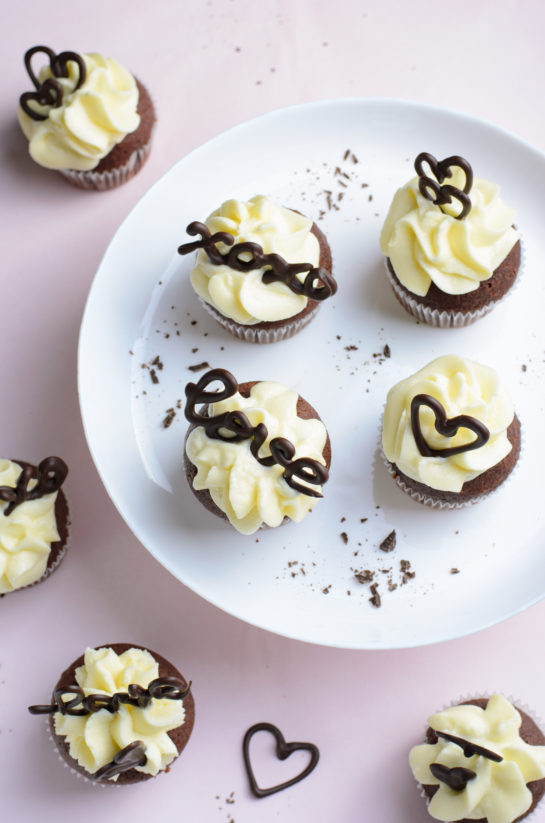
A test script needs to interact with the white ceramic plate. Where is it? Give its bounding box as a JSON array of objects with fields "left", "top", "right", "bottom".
[{"left": 79, "top": 98, "right": 545, "bottom": 649}]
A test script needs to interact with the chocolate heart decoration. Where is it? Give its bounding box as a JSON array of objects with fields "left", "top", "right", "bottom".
[
  {"left": 242, "top": 722, "right": 319, "bottom": 798},
  {"left": 414, "top": 152, "right": 473, "bottom": 220},
  {"left": 20, "top": 45, "right": 86, "bottom": 121},
  {"left": 410, "top": 394, "right": 489, "bottom": 458}
]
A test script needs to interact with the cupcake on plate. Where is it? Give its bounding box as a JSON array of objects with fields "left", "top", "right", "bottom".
[
  {"left": 18, "top": 46, "right": 155, "bottom": 190},
  {"left": 184, "top": 368, "right": 331, "bottom": 534},
  {"left": 178, "top": 195, "right": 336, "bottom": 343},
  {"left": 382, "top": 355, "right": 520, "bottom": 508},
  {"left": 409, "top": 694, "right": 545, "bottom": 823},
  {"left": 28, "top": 643, "right": 195, "bottom": 784},
  {"left": 0, "top": 456, "right": 69, "bottom": 594},
  {"left": 380, "top": 152, "right": 521, "bottom": 327}
]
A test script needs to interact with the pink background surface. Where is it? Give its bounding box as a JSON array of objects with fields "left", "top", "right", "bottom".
[{"left": 3, "top": 1, "right": 545, "bottom": 820}]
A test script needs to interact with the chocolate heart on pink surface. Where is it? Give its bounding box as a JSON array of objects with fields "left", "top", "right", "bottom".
[{"left": 242, "top": 722, "right": 319, "bottom": 798}]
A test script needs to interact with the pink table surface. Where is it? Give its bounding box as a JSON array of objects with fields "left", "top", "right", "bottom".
[{"left": 4, "top": 1, "right": 545, "bottom": 820}]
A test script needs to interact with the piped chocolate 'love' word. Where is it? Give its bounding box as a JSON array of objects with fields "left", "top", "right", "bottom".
[
  {"left": 242, "top": 722, "right": 320, "bottom": 798},
  {"left": 178, "top": 221, "right": 337, "bottom": 301},
  {"left": 429, "top": 762, "right": 477, "bottom": 791},
  {"left": 414, "top": 152, "right": 473, "bottom": 220},
  {"left": 431, "top": 730, "right": 503, "bottom": 763},
  {"left": 410, "top": 394, "right": 489, "bottom": 458},
  {"left": 185, "top": 369, "right": 328, "bottom": 498},
  {"left": 0, "top": 457, "right": 68, "bottom": 516},
  {"left": 20, "top": 46, "right": 86, "bottom": 121}
]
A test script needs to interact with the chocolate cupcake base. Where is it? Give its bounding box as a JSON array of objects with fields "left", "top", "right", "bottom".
[
  {"left": 385, "top": 240, "right": 521, "bottom": 328},
  {"left": 50, "top": 643, "right": 195, "bottom": 785},
  {"left": 385, "top": 416, "right": 521, "bottom": 508},
  {"left": 59, "top": 79, "right": 155, "bottom": 191}
]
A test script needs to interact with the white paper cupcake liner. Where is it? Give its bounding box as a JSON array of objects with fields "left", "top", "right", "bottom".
[
  {"left": 384, "top": 237, "right": 525, "bottom": 328},
  {"left": 59, "top": 142, "right": 152, "bottom": 191},
  {"left": 198, "top": 298, "right": 320, "bottom": 344}
]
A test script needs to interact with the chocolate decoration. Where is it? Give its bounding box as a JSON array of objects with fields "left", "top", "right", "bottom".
[
  {"left": 20, "top": 46, "right": 86, "bottom": 121},
  {"left": 178, "top": 221, "right": 337, "bottom": 301},
  {"left": 414, "top": 152, "right": 473, "bottom": 220},
  {"left": 410, "top": 394, "right": 490, "bottom": 458},
  {"left": 92, "top": 741, "right": 147, "bottom": 781},
  {"left": 242, "top": 722, "right": 320, "bottom": 798},
  {"left": 431, "top": 730, "right": 503, "bottom": 762},
  {"left": 429, "top": 762, "right": 477, "bottom": 791},
  {"left": 185, "top": 369, "right": 328, "bottom": 498},
  {"left": 28, "top": 676, "right": 192, "bottom": 717},
  {"left": 0, "top": 456, "right": 68, "bottom": 516}
]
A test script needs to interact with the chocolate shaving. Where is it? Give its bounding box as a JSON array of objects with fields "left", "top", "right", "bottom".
[
  {"left": 188, "top": 361, "right": 210, "bottom": 373},
  {"left": 92, "top": 741, "right": 147, "bottom": 781},
  {"left": 379, "top": 530, "right": 396, "bottom": 553},
  {"left": 20, "top": 46, "right": 86, "bottom": 121},
  {"left": 0, "top": 457, "right": 68, "bottom": 516},
  {"left": 414, "top": 152, "right": 473, "bottom": 220},
  {"left": 28, "top": 676, "right": 191, "bottom": 717},
  {"left": 178, "top": 221, "right": 337, "bottom": 301},
  {"left": 185, "top": 369, "right": 328, "bottom": 498},
  {"left": 429, "top": 762, "right": 477, "bottom": 791},
  {"left": 432, "top": 730, "right": 503, "bottom": 762},
  {"left": 411, "top": 394, "right": 489, "bottom": 458}
]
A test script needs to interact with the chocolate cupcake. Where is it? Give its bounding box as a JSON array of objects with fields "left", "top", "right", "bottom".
[
  {"left": 0, "top": 457, "right": 69, "bottom": 594},
  {"left": 178, "top": 195, "right": 336, "bottom": 343},
  {"left": 29, "top": 643, "right": 195, "bottom": 784},
  {"left": 409, "top": 694, "right": 545, "bottom": 823},
  {"left": 382, "top": 355, "right": 520, "bottom": 508},
  {"left": 380, "top": 153, "right": 521, "bottom": 327},
  {"left": 18, "top": 46, "right": 155, "bottom": 190},
  {"left": 184, "top": 368, "right": 331, "bottom": 534}
]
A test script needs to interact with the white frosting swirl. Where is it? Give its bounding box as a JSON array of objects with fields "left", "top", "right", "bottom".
[
  {"left": 409, "top": 695, "right": 545, "bottom": 823},
  {"left": 54, "top": 647, "right": 186, "bottom": 780},
  {"left": 189, "top": 195, "right": 320, "bottom": 324},
  {"left": 0, "top": 459, "right": 60, "bottom": 593},
  {"left": 18, "top": 53, "right": 140, "bottom": 171},
  {"left": 382, "top": 356, "right": 514, "bottom": 492},
  {"left": 380, "top": 170, "right": 518, "bottom": 296},
  {"left": 186, "top": 381, "right": 327, "bottom": 534}
]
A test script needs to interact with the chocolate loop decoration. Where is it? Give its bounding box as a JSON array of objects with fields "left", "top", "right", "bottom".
[
  {"left": 414, "top": 152, "right": 473, "bottom": 220},
  {"left": 185, "top": 369, "right": 328, "bottom": 497},
  {"left": 92, "top": 741, "right": 147, "bottom": 781},
  {"left": 178, "top": 221, "right": 337, "bottom": 301},
  {"left": 28, "top": 677, "right": 192, "bottom": 717},
  {"left": 410, "top": 394, "right": 489, "bottom": 459},
  {"left": 429, "top": 762, "right": 477, "bottom": 791},
  {"left": 0, "top": 456, "right": 68, "bottom": 516},
  {"left": 20, "top": 46, "right": 87, "bottom": 121},
  {"left": 432, "top": 730, "right": 503, "bottom": 763}
]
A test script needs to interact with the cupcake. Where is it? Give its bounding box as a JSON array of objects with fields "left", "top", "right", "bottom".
[
  {"left": 28, "top": 643, "right": 195, "bottom": 784},
  {"left": 382, "top": 355, "right": 520, "bottom": 508},
  {"left": 0, "top": 456, "right": 69, "bottom": 594},
  {"left": 18, "top": 46, "right": 155, "bottom": 190},
  {"left": 380, "top": 152, "right": 521, "bottom": 327},
  {"left": 177, "top": 195, "right": 336, "bottom": 343},
  {"left": 184, "top": 368, "right": 331, "bottom": 534},
  {"left": 409, "top": 694, "right": 545, "bottom": 823}
]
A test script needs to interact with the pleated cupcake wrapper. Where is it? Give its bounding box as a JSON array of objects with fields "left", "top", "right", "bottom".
[
  {"left": 381, "top": 417, "right": 523, "bottom": 509},
  {"left": 199, "top": 298, "right": 320, "bottom": 344},
  {"left": 384, "top": 236, "right": 525, "bottom": 328},
  {"left": 59, "top": 141, "right": 152, "bottom": 192},
  {"left": 414, "top": 691, "right": 544, "bottom": 823}
]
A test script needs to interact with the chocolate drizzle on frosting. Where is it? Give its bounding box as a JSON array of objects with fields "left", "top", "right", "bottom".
[
  {"left": 414, "top": 152, "right": 473, "bottom": 220},
  {"left": 410, "top": 394, "right": 490, "bottom": 458},
  {"left": 243, "top": 722, "right": 320, "bottom": 798},
  {"left": 0, "top": 457, "right": 68, "bottom": 516},
  {"left": 20, "top": 46, "right": 86, "bottom": 121},
  {"left": 178, "top": 221, "right": 337, "bottom": 301},
  {"left": 185, "top": 369, "right": 328, "bottom": 498},
  {"left": 28, "top": 676, "right": 192, "bottom": 717},
  {"left": 431, "top": 730, "right": 503, "bottom": 763},
  {"left": 429, "top": 762, "right": 477, "bottom": 791},
  {"left": 92, "top": 741, "right": 148, "bottom": 781}
]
